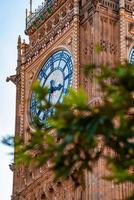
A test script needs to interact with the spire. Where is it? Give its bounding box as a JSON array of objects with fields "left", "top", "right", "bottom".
[
  {"left": 18, "top": 35, "right": 21, "bottom": 45},
  {"left": 17, "top": 35, "right": 22, "bottom": 67},
  {"left": 30, "top": 0, "right": 32, "bottom": 15}
]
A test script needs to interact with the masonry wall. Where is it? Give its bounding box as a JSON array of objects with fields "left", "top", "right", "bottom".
[{"left": 12, "top": 0, "right": 134, "bottom": 199}]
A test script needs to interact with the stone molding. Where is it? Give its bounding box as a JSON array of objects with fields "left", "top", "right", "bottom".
[
  {"left": 24, "top": 1, "right": 74, "bottom": 64},
  {"left": 26, "top": 0, "right": 67, "bottom": 34}
]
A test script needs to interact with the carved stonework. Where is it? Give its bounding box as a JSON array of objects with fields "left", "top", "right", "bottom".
[
  {"left": 11, "top": 0, "right": 134, "bottom": 200},
  {"left": 6, "top": 75, "right": 17, "bottom": 85},
  {"left": 129, "top": 22, "right": 134, "bottom": 36},
  {"left": 28, "top": 71, "right": 35, "bottom": 84}
]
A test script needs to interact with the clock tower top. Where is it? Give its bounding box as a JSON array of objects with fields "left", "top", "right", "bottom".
[
  {"left": 25, "top": 0, "right": 57, "bottom": 34},
  {"left": 25, "top": 0, "right": 77, "bottom": 36}
]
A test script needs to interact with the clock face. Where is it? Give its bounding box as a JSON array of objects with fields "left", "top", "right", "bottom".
[
  {"left": 30, "top": 50, "right": 73, "bottom": 123},
  {"left": 129, "top": 47, "right": 134, "bottom": 64}
]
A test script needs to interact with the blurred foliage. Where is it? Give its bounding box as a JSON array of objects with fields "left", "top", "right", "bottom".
[{"left": 3, "top": 62, "right": 134, "bottom": 199}]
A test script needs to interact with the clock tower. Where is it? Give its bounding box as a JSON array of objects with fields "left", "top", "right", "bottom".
[{"left": 9, "top": 0, "right": 134, "bottom": 199}]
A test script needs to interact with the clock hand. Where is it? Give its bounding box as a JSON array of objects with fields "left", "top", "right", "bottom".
[
  {"left": 52, "top": 83, "right": 63, "bottom": 92},
  {"left": 48, "top": 92, "right": 52, "bottom": 103},
  {"left": 49, "top": 79, "right": 63, "bottom": 92},
  {"left": 49, "top": 80, "right": 55, "bottom": 93},
  {"left": 48, "top": 80, "right": 55, "bottom": 103}
]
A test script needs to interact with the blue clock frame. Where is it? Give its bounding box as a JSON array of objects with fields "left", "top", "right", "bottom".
[
  {"left": 129, "top": 47, "right": 134, "bottom": 64},
  {"left": 30, "top": 50, "right": 73, "bottom": 123}
]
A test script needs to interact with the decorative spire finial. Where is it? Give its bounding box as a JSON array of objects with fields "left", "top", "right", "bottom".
[
  {"left": 17, "top": 35, "right": 22, "bottom": 67},
  {"left": 18, "top": 35, "right": 21, "bottom": 45},
  {"left": 30, "top": 0, "right": 32, "bottom": 14}
]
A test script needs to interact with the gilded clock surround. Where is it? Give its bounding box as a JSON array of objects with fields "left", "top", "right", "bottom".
[{"left": 7, "top": 0, "right": 134, "bottom": 200}]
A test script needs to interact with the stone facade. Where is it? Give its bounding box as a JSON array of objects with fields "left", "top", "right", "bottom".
[{"left": 10, "top": 0, "right": 134, "bottom": 199}]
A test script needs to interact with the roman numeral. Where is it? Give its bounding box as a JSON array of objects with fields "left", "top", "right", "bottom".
[{"left": 64, "top": 72, "right": 72, "bottom": 81}]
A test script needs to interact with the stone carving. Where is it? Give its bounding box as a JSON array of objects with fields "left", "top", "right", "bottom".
[
  {"left": 24, "top": 2, "right": 74, "bottom": 64},
  {"left": 6, "top": 75, "right": 17, "bottom": 85},
  {"left": 129, "top": 22, "right": 134, "bottom": 36}
]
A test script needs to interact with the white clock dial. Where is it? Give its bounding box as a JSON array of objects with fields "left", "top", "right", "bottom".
[{"left": 30, "top": 50, "right": 73, "bottom": 123}]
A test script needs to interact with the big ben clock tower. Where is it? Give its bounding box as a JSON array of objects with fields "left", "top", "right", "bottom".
[{"left": 8, "top": 0, "right": 134, "bottom": 199}]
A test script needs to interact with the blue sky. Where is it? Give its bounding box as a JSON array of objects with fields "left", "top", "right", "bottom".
[{"left": 0, "top": 1, "right": 42, "bottom": 199}]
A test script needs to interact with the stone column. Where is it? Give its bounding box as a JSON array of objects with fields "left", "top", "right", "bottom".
[{"left": 73, "top": 0, "right": 80, "bottom": 90}]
